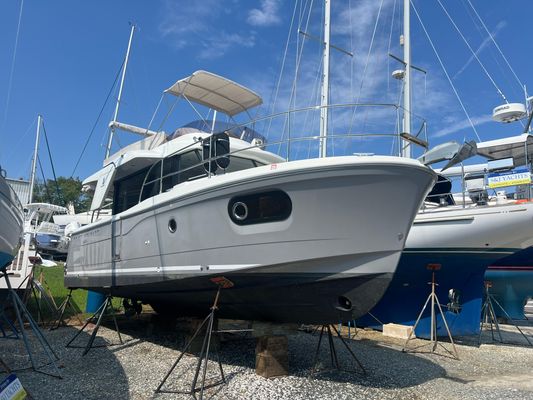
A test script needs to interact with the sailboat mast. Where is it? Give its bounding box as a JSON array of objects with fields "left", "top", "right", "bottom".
[
  {"left": 402, "top": 0, "right": 412, "bottom": 158},
  {"left": 105, "top": 24, "right": 136, "bottom": 159},
  {"left": 319, "top": 0, "right": 331, "bottom": 158},
  {"left": 28, "top": 114, "right": 41, "bottom": 203}
]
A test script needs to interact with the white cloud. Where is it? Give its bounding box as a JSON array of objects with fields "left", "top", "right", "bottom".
[
  {"left": 453, "top": 20, "right": 507, "bottom": 79},
  {"left": 158, "top": 0, "right": 256, "bottom": 59},
  {"left": 247, "top": 0, "right": 281, "bottom": 27},
  {"left": 433, "top": 114, "right": 492, "bottom": 138}
]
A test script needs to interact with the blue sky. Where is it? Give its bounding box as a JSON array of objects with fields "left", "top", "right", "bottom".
[{"left": 1, "top": 0, "right": 532, "bottom": 182}]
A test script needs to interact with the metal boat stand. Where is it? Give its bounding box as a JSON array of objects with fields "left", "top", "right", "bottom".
[
  {"left": 0, "top": 267, "right": 62, "bottom": 378},
  {"left": 156, "top": 286, "right": 226, "bottom": 399},
  {"left": 50, "top": 289, "right": 83, "bottom": 331},
  {"left": 478, "top": 281, "right": 532, "bottom": 346},
  {"left": 402, "top": 264, "right": 459, "bottom": 360},
  {"left": 25, "top": 274, "right": 60, "bottom": 327},
  {"left": 66, "top": 293, "right": 123, "bottom": 356},
  {"left": 311, "top": 324, "right": 366, "bottom": 375}
]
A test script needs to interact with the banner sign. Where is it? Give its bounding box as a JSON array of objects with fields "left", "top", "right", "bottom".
[
  {"left": 0, "top": 374, "right": 26, "bottom": 400},
  {"left": 488, "top": 167, "right": 531, "bottom": 189}
]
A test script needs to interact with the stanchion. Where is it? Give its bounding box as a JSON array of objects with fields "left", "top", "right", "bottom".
[
  {"left": 311, "top": 324, "right": 366, "bottom": 375},
  {"left": 0, "top": 266, "right": 62, "bottom": 377},
  {"left": 478, "top": 281, "right": 532, "bottom": 346},
  {"left": 402, "top": 263, "right": 459, "bottom": 359},
  {"left": 156, "top": 277, "right": 234, "bottom": 399},
  {"left": 66, "top": 293, "right": 123, "bottom": 355}
]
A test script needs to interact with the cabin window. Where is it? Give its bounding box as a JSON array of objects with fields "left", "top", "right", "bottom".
[
  {"left": 219, "top": 156, "right": 261, "bottom": 173},
  {"left": 140, "top": 161, "right": 162, "bottom": 202},
  {"left": 228, "top": 190, "right": 292, "bottom": 225},
  {"left": 113, "top": 167, "right": 149, "bottom": 214},
  {"left": 161, "top": 150, "right": 205, "bottom": 192}
]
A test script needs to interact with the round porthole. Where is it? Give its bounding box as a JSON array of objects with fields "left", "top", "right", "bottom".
[
  {"left": 168, "top": 218, "right": 177, "bottom": 233},
  {"left": 232, "top": 202, "right": 248, "bottom": 221}
]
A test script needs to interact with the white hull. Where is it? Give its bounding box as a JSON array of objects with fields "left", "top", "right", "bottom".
[
  {"left": 0, "top": 176, "right": 23, "bottom": 266},
  {"left": 66, "top": 156, "right": 435, "bottom": 323}
]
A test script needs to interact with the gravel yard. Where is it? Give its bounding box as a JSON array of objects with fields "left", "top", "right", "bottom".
[{"left": 2, "top": 315, "right": 533, "bottom": 400}]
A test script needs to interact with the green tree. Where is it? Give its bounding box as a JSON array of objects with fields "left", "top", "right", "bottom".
[{"left": 33, "top": 177, "right": 91, "bottom": 212}]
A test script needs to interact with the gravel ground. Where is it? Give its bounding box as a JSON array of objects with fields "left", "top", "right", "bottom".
[{"left": 1, "top": 314, "right": 533, "bottom": 400}]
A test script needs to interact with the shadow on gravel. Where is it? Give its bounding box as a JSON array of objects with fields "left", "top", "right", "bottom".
[
  {"left": 104, "top": 313, "right": 450, "bottom": 391},
  {"left": 0, "top": 325, "right": 131, "bottom": 400}
]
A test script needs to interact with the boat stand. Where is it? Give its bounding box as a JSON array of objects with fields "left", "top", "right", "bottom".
[
  {"left": 66, "top": 294, "right": 123, "bottom": 356},
  {"left": 478, "top": 281, "right": 532, "bottom": 346},
  {"left": 402, "top": 264, "right": 459, "bottom": 360},
  {"left": 311, "top": 324, "right": 366, "bottom": 375},
  {"left": 26, "top": 274, "right": 60, "bottom": 327},
  {"left": 50, "top": 289, "right": 83, "bottom": 330},
  {"left": 0, "top": 267, "right": 62, "bottom": 378},
  {"left": 156, "top": 286, "right": 226, "bottom": 399}
]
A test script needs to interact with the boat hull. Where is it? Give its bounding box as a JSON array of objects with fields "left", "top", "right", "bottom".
[
  {"left": 357, "top": 202, "right": 533, "bottom": 337},
  {"left": 66, "top": 156, "right": 435, "bottom": 324},
  {"left": 0, "top": 176, "right": 23, "bottom": 268}
]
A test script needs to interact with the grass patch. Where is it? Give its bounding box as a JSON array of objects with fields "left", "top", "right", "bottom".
[{"left": 27, "top": 264, "right": 122, "bottom": 321}]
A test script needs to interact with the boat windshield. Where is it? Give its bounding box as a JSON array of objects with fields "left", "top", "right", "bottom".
[{"left": 112, "top": 149, "right": 264, "bottom": 215}]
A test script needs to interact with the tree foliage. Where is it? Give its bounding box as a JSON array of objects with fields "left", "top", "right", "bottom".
[{"left": 33, "top": 176, "right": 91, "bottom": 213}]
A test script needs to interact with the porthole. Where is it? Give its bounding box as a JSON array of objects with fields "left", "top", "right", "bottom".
[
  {"left": 232, "top": 202, "right": 248, "bottom": 221},
  {"left": 168, "top": 218, "right": 177, "bottom": 233},
  {"left": 228, "top": 190, "right": 292, "bottom": 225}
]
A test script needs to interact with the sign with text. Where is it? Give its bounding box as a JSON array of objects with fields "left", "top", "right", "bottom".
[
  {"left": 0, "top": 374, "right": 26, "bottom": 400},
  {"left": 488, "top": 167, "right": 531, "bottom": 189}
]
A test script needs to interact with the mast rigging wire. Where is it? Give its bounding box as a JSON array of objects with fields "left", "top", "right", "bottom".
[
  {"left": 1, "top": 0, "right": 24, "bottom": 156},
  {"left": 411, "top": 2, "right": 481, "bottom": 142},
  {"left": 436, "top": 0, "right": 507, "bottom": 103},
  {"left": 41, "top": 120, "right": 65, "bottom": 206},
  {"left": 348, "top": 0, "right": 386, "bottom": 133},
  {"left": 37, "top": 156, "right": 52, "bottom": 204},
  {"left": 466, "top": 0, "right": 524, "bottom": 92}
]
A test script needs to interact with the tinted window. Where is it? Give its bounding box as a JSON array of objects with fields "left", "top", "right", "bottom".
[
  {"left": 221, "top": 156, "right": 259, "bottom": 173},
  {"left": 162, "top": 150, "right": 205, "bottom": 192},
  {"left": 228, "top": 190, "right": 292, "bottom": 225},
  {"left": 113, "top": 168, "right": 149, "bottom": 214}
]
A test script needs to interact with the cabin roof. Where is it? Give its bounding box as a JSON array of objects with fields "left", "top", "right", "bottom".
[
  {"left": 165, "top": 70, "right": 263, "bottom": 117},
  {"left": 476, "top": 133, "right": 533, "bottom": 166}
]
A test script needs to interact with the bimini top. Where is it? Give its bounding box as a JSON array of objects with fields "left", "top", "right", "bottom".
[
  {"left": 165, "top": 70, "right": 263, "bottom": 117},
  {"left": 477, "top": 133, "right": 533, "bottom": 166}
]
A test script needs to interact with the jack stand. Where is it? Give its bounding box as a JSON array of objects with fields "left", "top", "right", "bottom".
[
  {"left": 156, "top": 286, "right": 226, "bottom": 399},
  {"left": 27, "top": 276, "right": 59, "bottom": 327},
  {"left": 0, "top": 267, "right": 62, "bottom": 378},
  {"left": 478, "top": 281, "right": 532, "bottom": 346},
  {"left": 311, "top": 324, "right": 366, "bottom": 375},
  {"left": 66, "top": 294, "right": 123, "bottom": 355},
  {"left": 402, "top": 264, "right": 459, "bottom": 360},
  {"left": 50, "top": 289, "right": 83, "bottom": 330}
]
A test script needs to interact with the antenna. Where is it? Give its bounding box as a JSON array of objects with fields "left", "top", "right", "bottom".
[{"left": 105, "top": 24, "right": 136, "bottom": 159}]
